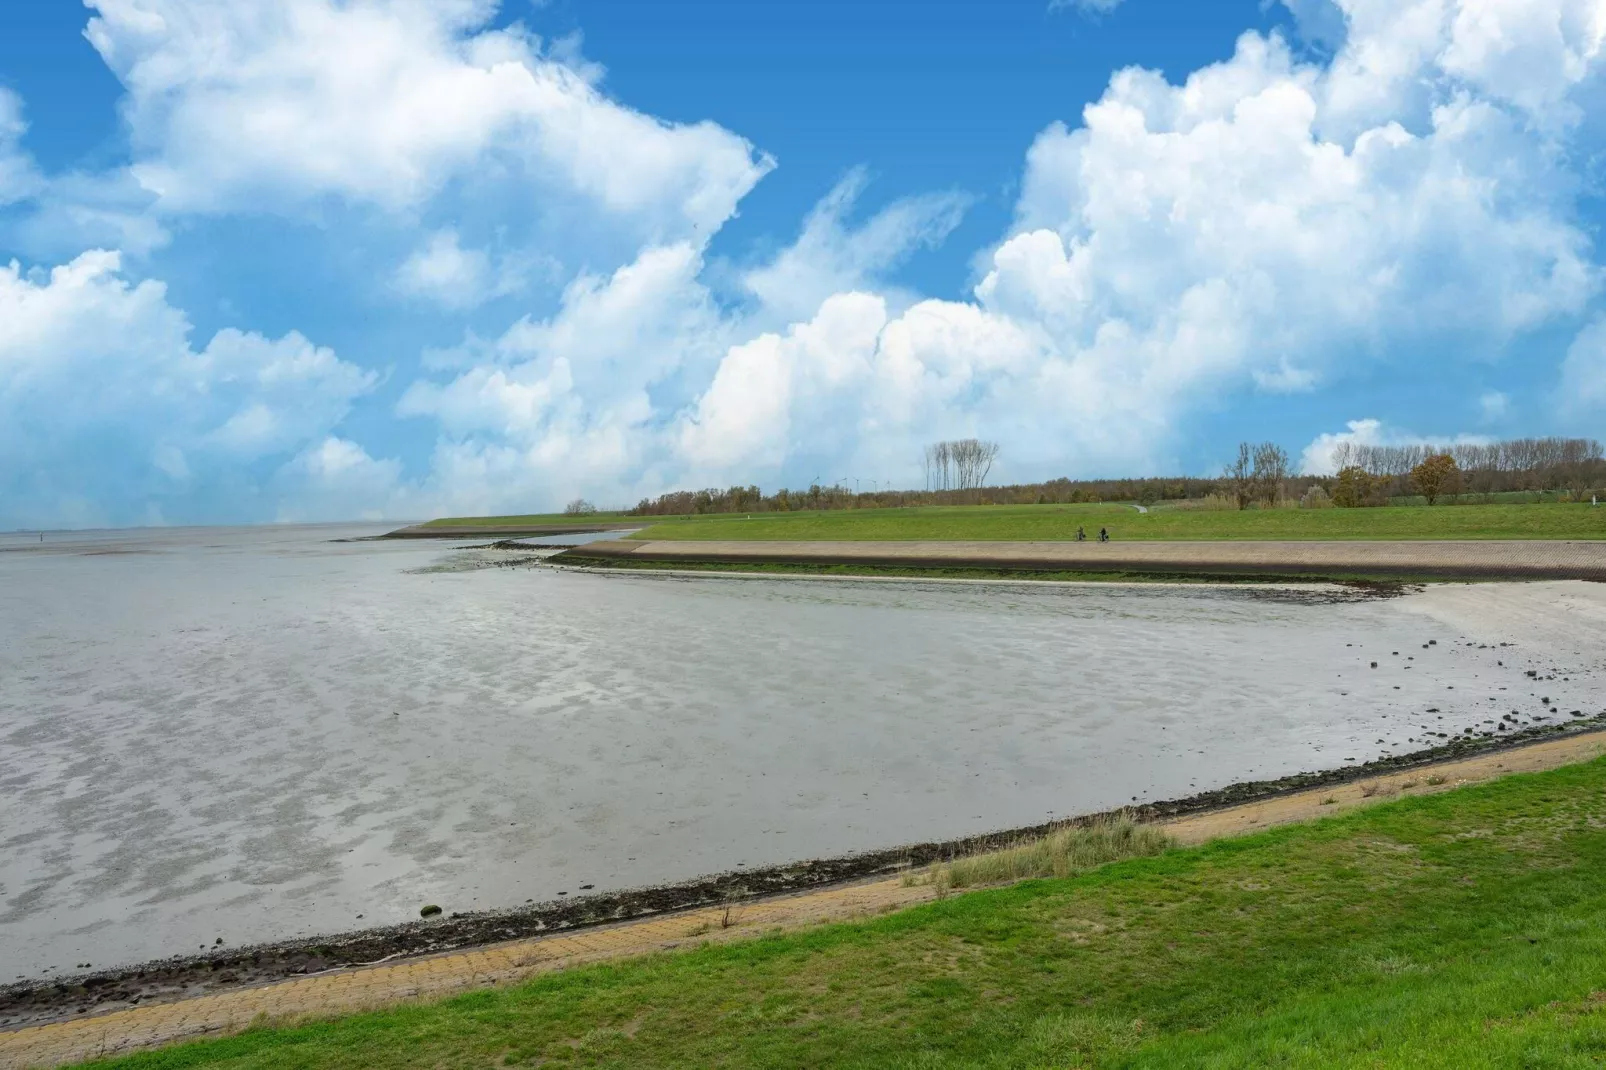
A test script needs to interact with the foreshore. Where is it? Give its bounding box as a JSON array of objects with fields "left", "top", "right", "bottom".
[
  {"left": 555, "top": 538, "right": 1606, "bottom": 581},
  {"left": 5, "top": 718, "right": 1603, "bottom": 1046},
  {"left": 381, "top": 522, "right": 640, "bottom": 538}
]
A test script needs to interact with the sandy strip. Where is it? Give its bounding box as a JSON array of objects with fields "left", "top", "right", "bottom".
[
  {"left": 567, "top": 539, "right": 1606, "bottom": 579},
  {"left": 383, "top": 523, "right": 640, "bottom": 538},
  {"left": 4, "top": 730, "right": 1603, "bottom": 1070}
]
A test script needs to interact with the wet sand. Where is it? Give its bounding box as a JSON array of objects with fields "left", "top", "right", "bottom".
[
  {"left": 4, "top": 727, "right": 1603, "bottom": 1068},
  {"left": 564, "top": 537, "right": 1606, "bottom": 580},
  {"left": 382, "top": 522, "right": 640, "bottom": 538},
  {"left": 4, "top": 527, "right": 1605, "bottom": 987}
]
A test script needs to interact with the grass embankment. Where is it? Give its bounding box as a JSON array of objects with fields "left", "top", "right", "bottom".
[
  {"left": 634, "top": 502, "right": 1606, "bottom": 541},
  {"left": 85, "top": 758, "right": 1606, "bottom": 1068}
]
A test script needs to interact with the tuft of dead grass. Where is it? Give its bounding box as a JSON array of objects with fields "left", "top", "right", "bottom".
[{"left": 913, "top": 812, "right": 1173, "bottom": 894}]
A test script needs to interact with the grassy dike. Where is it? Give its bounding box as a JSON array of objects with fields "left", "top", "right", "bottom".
[
  {"left": 80, "top": 757, "right": 1606, "bottom": 1069},
  {"left": 633, "top": 501, "right": 1606, "bottom": 541}
]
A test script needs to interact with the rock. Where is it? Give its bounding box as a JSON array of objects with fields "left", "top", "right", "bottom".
[{"left": 420, "top": 904, "right": 442, "bottom": 918}]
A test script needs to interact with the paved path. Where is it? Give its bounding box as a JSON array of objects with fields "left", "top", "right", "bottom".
[
  {"left": 568, "top": 539, "right": 1606, "bottom": 579},
  {"left": 4, "top": 730, "right": 1603, "bottom": 1069}
]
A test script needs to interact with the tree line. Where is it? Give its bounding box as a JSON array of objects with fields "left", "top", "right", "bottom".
[{"left": 624, "top": 435, "right": 1606, "bottom": 516}]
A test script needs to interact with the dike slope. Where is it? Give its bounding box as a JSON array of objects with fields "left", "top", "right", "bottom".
[{"left": 558, "top": 538, "right": 1606, "bottom": 580}]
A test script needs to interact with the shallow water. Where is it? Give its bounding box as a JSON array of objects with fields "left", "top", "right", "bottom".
[{"left": 2, "top": 525, "right": 1602, "bottom": 978}]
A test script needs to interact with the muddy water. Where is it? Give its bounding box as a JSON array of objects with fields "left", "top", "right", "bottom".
[{"left": 2, "top": 526, "right": 1603, "bottom": 979}]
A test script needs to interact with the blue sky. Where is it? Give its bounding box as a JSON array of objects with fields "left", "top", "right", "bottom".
[{"left": 1, "top": 0, "right": 1603, "bottom": 527}]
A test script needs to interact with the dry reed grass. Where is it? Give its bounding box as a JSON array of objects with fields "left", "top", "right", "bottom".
[{"left": 905, "top": 812, "right": 1173, "bottom": 895}]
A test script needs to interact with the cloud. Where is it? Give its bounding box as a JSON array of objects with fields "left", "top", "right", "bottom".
[
  {"left": 1298, "top": 418, "right": 1492, "bottom": 474},
  {"left": 1280, "top": 0, "right": 1348, "bottom": 49},
  {"left": 1049, "top": 0, "right": 1126, "bottom": 15},
  {"left": 394, "top": 172, "right": 984, "bottom": 510},
  {"left": 741, "top": 169, "right": 969, "bottom": 325},
  {"left": 0, "top": 89, "right": 44, "bottom": 207},
  {"left": 83, "top": 0, "right": 773, "bottom": 244},
  {"left": 391, "top": 228, "right": 541, "bottom": 310},
  {"left": 272, "top": 437, "right": 409, "bottom": 523},
  {"left": 1479, "top": 390, "right": 1510, "bottom": 421},
  {"left": 11, "top": 0, "right": 1606, "bottom": 525},
  {"left": 1560, "top": 316, "right": 1606, "bottom": 411},
  {"left": 383, "top": 0, "right": 1606, "bottom": 513},
  {"left": 0, "top": 250, "right": 376, "bottom": 527}
]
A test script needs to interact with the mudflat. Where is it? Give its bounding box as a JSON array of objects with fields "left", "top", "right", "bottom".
[{"left": 4, "top": 728, "right": 1603, "bottom": 1069}]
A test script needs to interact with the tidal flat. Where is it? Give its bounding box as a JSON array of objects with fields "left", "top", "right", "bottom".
[{"left": 2, "top": 525, "right": 1602, "bottom": 980}]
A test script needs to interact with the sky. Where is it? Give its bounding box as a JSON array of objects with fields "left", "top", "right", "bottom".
[{"left": 1, "top": 0, "right": 1604, "bottom": 527}]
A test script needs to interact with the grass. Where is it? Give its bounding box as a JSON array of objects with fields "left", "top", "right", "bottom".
[
  {"left": 912, "top": 813, "right": 1173, "bottom": 895},
  {"left": 632, "top": 501, "right": 1606, "bottom": 542},
  {"left": 79, "top": 756, "right": 1606, "bottom": 1068}
]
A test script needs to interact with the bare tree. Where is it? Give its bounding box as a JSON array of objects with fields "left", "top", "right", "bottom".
[
  {"left": 1224, "top": 442, "right": 1253, "bottom": 510},
  {"left": 953, "top": 439, "right": 1000, "bottom": 489},
  {"left": 1252, "top": 442, "right": 1289, "bottom": 506},
  {"left": 563, "top": 498, "right": 598, "bottom": 516},
  {"left": 924, "top": 439, "right": 999, "bottom": 491}
]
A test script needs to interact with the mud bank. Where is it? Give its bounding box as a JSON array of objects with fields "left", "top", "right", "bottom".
[
  {"left": 556, "top": 538, "right": 1606, "bottom": 582},
  {"left": 6, "top": 718, "right": 1602, "bottom": 1033}
]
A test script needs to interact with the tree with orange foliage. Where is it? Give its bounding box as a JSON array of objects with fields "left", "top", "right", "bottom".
[{"left": 1410, "top": 453, "right": 1460, "bottom": 505}]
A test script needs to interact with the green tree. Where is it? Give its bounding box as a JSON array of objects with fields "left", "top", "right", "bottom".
[{"left": 1332, "top": 466, "right": 1376, "bottom": 508}]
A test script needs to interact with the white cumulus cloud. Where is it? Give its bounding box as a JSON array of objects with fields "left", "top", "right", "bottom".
[
  {"left": 0, "top": 250, "right": 376, "bottom": 527},
  {"left": 1298, "top": 418, "right": 1493, "bottom": 474},
  {"left": 11, "top": 0, "right": 1606, "bottom": 524},
  {"left": 84, "top": 0, "right": 773, "bottom": 245}
]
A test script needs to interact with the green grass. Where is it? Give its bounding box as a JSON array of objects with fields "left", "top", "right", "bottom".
[
  {"left": 633, "top": 502, "right": 1606, "bottom": 542},
  {"left": 81, "top": 757, "right": 1606, "bottom": 1068}
]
